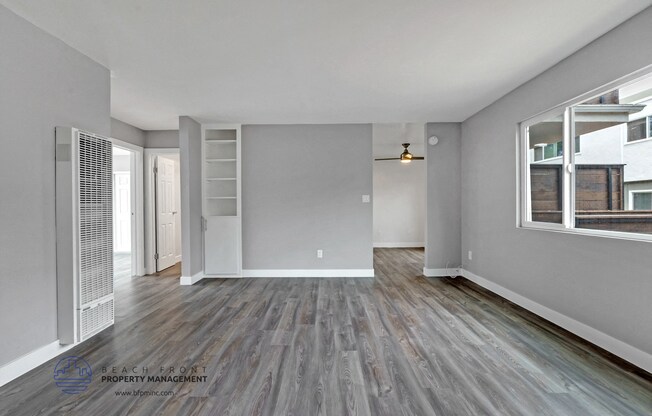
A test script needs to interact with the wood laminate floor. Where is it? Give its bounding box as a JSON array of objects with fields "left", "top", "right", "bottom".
[
  {"left": 113, "top": 252, "right": 132, "bottom": 281},
  {"left": 1, "top": 249, "right": 650, "bottom": 415}
]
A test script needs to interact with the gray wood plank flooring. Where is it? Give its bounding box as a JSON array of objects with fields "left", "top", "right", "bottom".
[
  {"left": 113, "top": 252, "right": 132, "bottom": 281},
  {"left": 1, "top": 249, "right": 650, "bottom": 415}
]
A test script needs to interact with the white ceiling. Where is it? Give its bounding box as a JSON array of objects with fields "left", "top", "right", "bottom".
[{"left": 2, "top": 0, "right": 651, "bottom": 130}]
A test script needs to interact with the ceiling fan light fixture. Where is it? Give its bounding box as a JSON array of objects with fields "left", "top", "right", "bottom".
[
  {"left": 373, "top": 142, "right": 423, "bottom": 162},
  {"left": 400, "top": 143, "right": 413, "bottom": 163},
  {"left": 400, "top": 152, "right": 412, "bottom": 163}
]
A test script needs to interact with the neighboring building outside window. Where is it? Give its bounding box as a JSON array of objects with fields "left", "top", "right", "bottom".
[
  {"left": 632, "top": 191, "right": 652, "bottom": 210},
  {"left": 627, "top": 116, "right": 651, "bottom": 142},
  {"left": 533, "top": 137, "right": 581, "bottom": 162}
]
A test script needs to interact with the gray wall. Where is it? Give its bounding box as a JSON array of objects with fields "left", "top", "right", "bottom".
[
  {"left": 0, "top": 5, "right": 110, "bottom": 366},
  {"left": 425, "top": 123, "right": 462, "bottom": 269},
  {"left": 145, "top": 130, "right": 179, "bottom": 148},
  {"left": 242, "top": 124, "right": 373, "bottom": 270},
  {"left": 461, "top": 8, "right": 652, "bottom": 356},
  {"left": 111, "top": 118, "right": 145, "bottom": 147},
  {"left": 179, "top": 117, "right": 203, "bottom": 277}
]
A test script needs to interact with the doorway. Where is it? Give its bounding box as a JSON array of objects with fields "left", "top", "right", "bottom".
[
  {"left": 145, "top": 149, "right": 182, "bottom": 274},
  {"left": 111, "top": 140, "right": 145, "bottom": 280},
  {"left": 372, "top": 123, "right": 426, "bottom": 251}
]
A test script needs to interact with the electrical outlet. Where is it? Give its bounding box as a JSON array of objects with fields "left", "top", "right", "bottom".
[
  {"left": 468, "top": 250, "right": 472, "bottom": 260},
  {"left": 317, "top": 249, "right": 323, "bottom": 258},
  {"left": 362, "top": 194, "right": 370, "bottom": 203}
]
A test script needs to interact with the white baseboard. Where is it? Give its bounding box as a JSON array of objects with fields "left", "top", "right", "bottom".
[
  {"left": 180, "top": 271, "right": 203, "bottom": 285},
  {"left": 461, "top": 268, "right": 652, "bottom": 374},
  {"left": 423, "top": 267, "right": 462, "bottom": 277},
  {"left": 374, "top": 242, "right": 425, "bottom": 248},
  {"left": 242, "top": 269, "right": 375, "bottom": 278},
  {"left": 202, "top": 274, "right": 242, "bottom": 279},
  {"left": 0, "top": 340, "right": 75, "bottom": 388},
  {"left": 175, "top": 254, "right": 182, "bottom": 262}
]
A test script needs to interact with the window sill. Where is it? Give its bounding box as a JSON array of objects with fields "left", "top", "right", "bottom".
[
  {"left": 518, "top": 222, "right": 652, "bottom": 243},
  {"left": 624, "top": 137, "right": 652, "bottom": 146}
]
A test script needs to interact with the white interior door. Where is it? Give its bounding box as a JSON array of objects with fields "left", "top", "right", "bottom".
[
  {"left": 113, "top": 172, "right": 131, "bottom": 252},
  {"left": 156, "top": 156, "right": 177, "bottom": 271}
]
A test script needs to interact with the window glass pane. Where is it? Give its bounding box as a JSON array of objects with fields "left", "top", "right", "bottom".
[
  {"left": 628, "top": 118, "right": 646, "bottom": 142},
  {"left": 572, "top": 73, "right": 652, "bottom": 234},
  {"left": 555, "top": 141, "right": 563, "bottom": 157},
  {"left": 544, "top": 143, "right": 556, "bottom": 159},
  {"left": 527, "top": 116, "right": 563, "bottom": 224},
  {"left": 633, "top": 192, "right": 652, "bottom": 210}
]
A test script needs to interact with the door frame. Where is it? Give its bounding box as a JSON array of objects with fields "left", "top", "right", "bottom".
[
  {"left": 144, "top": 148, "right": 181, "bottom": 274},
  {"left": 110, "top": 138, "right": 145, "bottom": 277}
]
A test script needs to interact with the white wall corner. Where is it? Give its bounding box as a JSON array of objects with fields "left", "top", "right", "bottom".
[
  {"left": 423, "top": 267, "right": 462, "bottom": 277},
  {"left": 180, "top": 271, "right": 204, "bottom": 285},
  {"left": 0, "top": 340, "right": 75, "bottom": 388},
  {"left": 460, "top": 268, "right": 652, "bottom": 374},
  {"left": 241, "top": 269, "right": 375, "bottom": 278}
]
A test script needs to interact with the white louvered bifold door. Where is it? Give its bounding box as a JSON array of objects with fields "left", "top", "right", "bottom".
[{"left": 77, "top": 131, "right": 114, "bottom": 341}]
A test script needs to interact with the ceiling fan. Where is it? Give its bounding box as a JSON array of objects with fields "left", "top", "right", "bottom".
[{"left": 374, "top": 143, "right": 424, "bottom": 163}]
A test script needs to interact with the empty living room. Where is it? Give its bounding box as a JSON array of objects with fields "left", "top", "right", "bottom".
[{"left": 1, "top": 1, "right": 651, "bottom": 415}]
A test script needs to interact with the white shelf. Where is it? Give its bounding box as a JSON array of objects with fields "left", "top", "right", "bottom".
[
  {"left": 206, "top": 177, "right": 236, "bottom": 181},
  {"left": 206, "top": 196, "right": 237, "bottom": 200},
  {"left": 205, "top": 139, "right": 236, "bottom": 143},
  {"left": 206, "top": 158, "right": 236, "bottom": 162}
]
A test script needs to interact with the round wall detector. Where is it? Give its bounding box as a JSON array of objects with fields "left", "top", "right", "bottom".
[{"left": 428, "top": 136, "right": 439, "bottom": 146}]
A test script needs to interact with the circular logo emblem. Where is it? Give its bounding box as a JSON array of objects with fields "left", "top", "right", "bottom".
[{"left": 53, "top": 356, "right": 92, "bottom": 394}]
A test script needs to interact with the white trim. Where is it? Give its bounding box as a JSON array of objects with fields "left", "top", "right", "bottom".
[
  {"left": 423, "top": 267, "right": 462, "bottom": 277},
  {"left": 0, "top": 340, "right": 75, "bottom": 388},
  {"left": 203, "top": 274, "right": 242, "bottom": 278},
  {"left": 241, "top": 269, "right": 375, "bottom": 278},
  {"left": 374, "top": 242, "right": 425, "bottom": 248},
  {"left": 460, "top": 268, "right": 652, "bottom": 373},
  {"left": 180, "top": 271, "right": 204, "bottom": 285}
]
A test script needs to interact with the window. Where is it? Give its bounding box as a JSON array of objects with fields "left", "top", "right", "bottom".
[
  {"left": 524, "top": 112, "right": 564, "bottom": 224},
  {"left": 520, "top": 70, "right": 652, "bottom": 239},
  {"left": 532, "top": 137, "right": 581, "bottom": 162},
  {"left": 632, "top": 191, "right": 652, "bottom": 210},
  {"left": 627, "top": 118, "right": 648, "bottom": 142}
]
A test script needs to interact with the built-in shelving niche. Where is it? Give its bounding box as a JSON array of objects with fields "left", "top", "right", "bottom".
[{"left": 202, "top": 124, "right": 242, "bottom": 276}]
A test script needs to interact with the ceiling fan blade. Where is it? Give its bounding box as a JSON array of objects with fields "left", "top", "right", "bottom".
[
  {"left": 411, "top": 157, "right": 425, "bottom": 160},
  {"left": 374, "top": 157, "right": 400, "bottom": 161}
]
